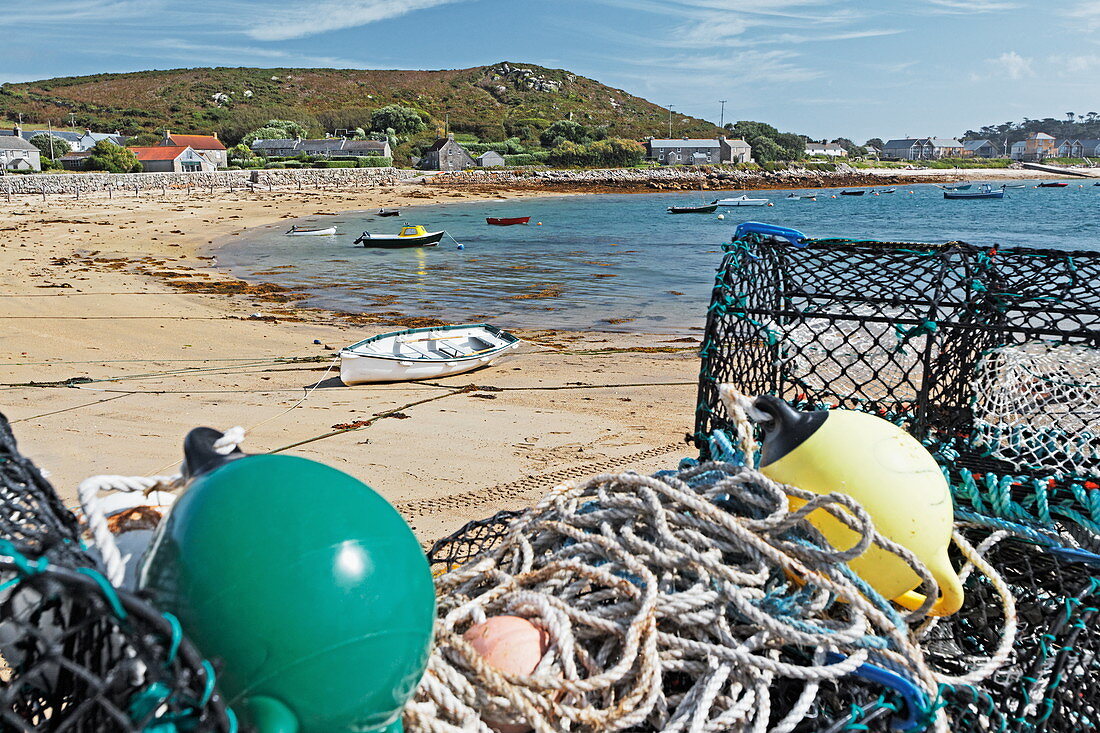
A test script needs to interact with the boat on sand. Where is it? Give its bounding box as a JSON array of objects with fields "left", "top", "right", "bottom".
[{"left": 340, "top": 324, "right": 521, "bottom": 384}]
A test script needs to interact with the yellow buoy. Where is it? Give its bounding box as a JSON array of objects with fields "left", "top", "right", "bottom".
[{"left": 750, "top": 395, "right": 963, "bottom": 616}]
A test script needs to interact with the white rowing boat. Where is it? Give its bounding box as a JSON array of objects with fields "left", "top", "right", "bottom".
[
  {"left": 287, "top": 225, "right": 337, "bottom": 236},
  {"left": 716, "top": 195, "right": 770, "bottom": 207},
  {"left": 340, "top": 324, "right": 521, "bottom": 384}
]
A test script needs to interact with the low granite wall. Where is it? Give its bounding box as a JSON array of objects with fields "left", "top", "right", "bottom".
[{"left": 0, "top": 167, "right": 422, "bottom": 196}]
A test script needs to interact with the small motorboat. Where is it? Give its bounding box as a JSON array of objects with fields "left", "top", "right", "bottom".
[
  {"left": 354, "top": 225, "right": 445, "bottom": 248},
  {"left": 486, "top": 216, "right": 531, "bottom": 226},
  {"left": 874, "top": 188, "right": 897, "bottom": 194},
  {"left": 287, "top": 225, "right": 337, "bottom": 236},
  {"left": 943, "top": 183, "right": 1004, "bottom": 200},
  {"left": 1002, "top": 184, "right": 1027, "bottom": 189},
  {"left": 840, "top": 190, "right": 866, "bottom": 196},
  {"left": 377, "top": 208, "right": 400, "bottom": 217},
  {"left": 941, "top": 184, "right": 972, "bottom": 191},
  {"left": 1037, "top": 182, "right": 1069, "bottom": 188},
  {"left": 715, "top": 195, "right": 769, "bottom": 207},
  {"left": 340, "top": 324, "right": 522, "bottom": 384},
  {"left": 668, "top": 203, "right": 719, "bottom": 214},
  {"left": 786, "top": 193, "right": 817, "bottom": 201}
]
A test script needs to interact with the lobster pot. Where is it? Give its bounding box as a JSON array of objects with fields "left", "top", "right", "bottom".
[
  {"left": 0, "top": 414, "right": 233, "bottom": 731},
  {"left": 695, "top": 236, "right": 1100, "bottom": 541},
  {"left": 972, "top": 341, "right": 1100, "bottom": 479}
]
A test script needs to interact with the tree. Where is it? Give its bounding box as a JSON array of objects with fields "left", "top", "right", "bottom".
[
  {"left": 773, "top": 132, "right": 808, "bottom": 160},
  {"left": 589, "top": 138, "right": 645, "bottom": 167},
  {"left": 369, "top": 105, "right": 426, "bottom": 136},
  {"left": 832, "top": 137, "right": 868, "bottom": 157},
  {"left": 242, "top": 119, "right": 309, "bottom": 146},
  {"left": 865, "top": 137, "right": 884, "bottom": 150},
  {"left": 85, "top": 140, "right": 141, "bottom": 173},
  {"left": 28, "top": 133, "right": 71, "bottom": 160},
  {"left": 127, "top": 132, "right": 162, "bottom": 147},
  {"left": 540, "top": 120, "right": 591, "bottom": 148}
]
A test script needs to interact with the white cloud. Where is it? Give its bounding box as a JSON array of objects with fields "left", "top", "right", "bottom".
[
  {"left": 243, "top": 0, "right": 464, "bottom": 41},
  {"left": 1064, "top": 1, "right": 1100, "bottom": 29},
  {"left": 970, "top": 51, "right": 1034, "bottom": 81},
  {"left": 143, "top": 39, "right": 372, "bottom": 69},
  {"left": 925, "top": 0, "right": 1019, "bottom": 12}
]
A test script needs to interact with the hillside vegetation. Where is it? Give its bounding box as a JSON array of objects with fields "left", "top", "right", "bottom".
[{"left": 0, "top": 62, "right": 723, "bottom": 147}]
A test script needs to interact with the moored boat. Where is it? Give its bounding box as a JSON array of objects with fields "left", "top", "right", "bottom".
[
  {"left": 943, "top": 183, "right": 1005, "bottom": 200},
  {"left": 1002, "top": 184, "right": 1027, "bottom": 189},
  {"left": 715, "top": 195, "right": 769, "bottom": 207},
  {"left": 941, "top": 184, "right": 972, "bottom": 191},
  {"left": 786, "top": 193, "right": 817, "bottom": 201},
  {"left": 840, "top": 190, "right": 866, "bottom": 196},
  {"left": 486, "top": 216, "right": 531, "bottom": 226},
  {"left": 377, "top": 208, "right": 400, "bottom": 217},
  {"left": 287, "top": 225, "right": 337, "bottom": 236},
  {"left": 1037, "top": 182, "right": 1069, "bottom": 188},
  {"left": 354, "top": 225, "right": 445, "bottom": 248},
  {"left": 340, "top": 324, "right": 522, "bottom": 384},
  {"left": 874, "top": 188, "right": 896, "bottom": 194},
  {"left": 668, "top": 203, "right": 720, "bottom": 214}
]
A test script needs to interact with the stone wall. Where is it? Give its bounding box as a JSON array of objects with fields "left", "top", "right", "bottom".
[{"left": 0, "top": 167, "right": 423, "bottom": 196}]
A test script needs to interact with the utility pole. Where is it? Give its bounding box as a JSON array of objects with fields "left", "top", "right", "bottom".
[
  {"left": 668, "top": 105, "right": 674, "bottom": 138},
  {"left": 47, "top": 120, "right": 55, "bottom": 160},
  {"left": 719, "top": 100, "right": 727, "bottom": 129},
  {"left": 445, "top": 111, "right": 449, "bottom": 137}
]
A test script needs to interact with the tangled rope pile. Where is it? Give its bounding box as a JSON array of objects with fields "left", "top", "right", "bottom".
[{"left": 406, "top": 458, "right": 1015, "bottom": 733}]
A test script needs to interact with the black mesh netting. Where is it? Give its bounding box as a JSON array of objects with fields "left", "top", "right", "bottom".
[
  {"left": 694, "top": 235, "right": 1100, "bottom": 546},
  {"left": 426, "top": 510, "right": 523, "bottom": 571},
  {"left": 0, "top": 412, "right": 234, "bottom": 731}
]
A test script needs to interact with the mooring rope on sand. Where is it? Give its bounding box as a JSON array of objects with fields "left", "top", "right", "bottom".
[{"left": 406, "top": 458, "right": 1017, "bottom": 733}]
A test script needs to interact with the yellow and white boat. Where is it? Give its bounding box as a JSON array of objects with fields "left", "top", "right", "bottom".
[{"left": 353, "top": 224, "right": 444, "bottom": 248}]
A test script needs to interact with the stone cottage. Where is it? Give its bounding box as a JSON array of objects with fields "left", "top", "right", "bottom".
[{"left": 417, "top": 134, "right": 476, "bottom": 171}]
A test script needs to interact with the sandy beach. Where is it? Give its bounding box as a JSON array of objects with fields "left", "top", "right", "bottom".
[
  {"left": 0, "top": 180, "right": 705, "bottom": 546},
  {"left": 0, "top": 165, "right": 1077, "bottom": 545}
]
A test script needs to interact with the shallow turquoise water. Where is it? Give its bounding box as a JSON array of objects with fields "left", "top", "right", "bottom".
[{"left": 216, "top": 180, "right": 1100, "bottom": 332}]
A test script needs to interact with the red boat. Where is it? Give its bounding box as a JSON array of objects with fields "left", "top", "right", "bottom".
[
  {"left": 486, "top": 216, "right": 531, "bottom": 226},
  {"left": 1037, "top": 182, "right": 1069, "bottom": 188}
]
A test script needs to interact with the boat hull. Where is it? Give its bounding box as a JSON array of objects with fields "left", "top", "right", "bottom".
[
  {"left": 1038, "top": 182, "right": 1068, "bottom": 188},
  {"left": 339, "top": 324, "right": 521, "bottom": 384},
  {"left": 377, "top": 210, "right": 400, "bottom": 217},
  {"left": 667, "top": 204, "right": 719, "bottom": 214},
  {"left": 716, "top": 198, "right": 768, "bottom": 207},
  {"left": 487, "top": 217, "right": 531, "bottom": 226},
  {"left": 840, "top": 190, "right": 866, "bottom": 196},
  {"left": 355, "top": 231, "right": 445, "bottom": 248},
  {"left": 287, "top": 227, "right": 337, "bottom": 236},
  {"left": 943, "top": 191, "right": 1004, "bottom": 199}
]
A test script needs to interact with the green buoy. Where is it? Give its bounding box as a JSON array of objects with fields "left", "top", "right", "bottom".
[{"left": 140, "top": 429, "right": 435, "bottom": 732}]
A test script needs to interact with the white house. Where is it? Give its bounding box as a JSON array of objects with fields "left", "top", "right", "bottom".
[
  {"left": 0, "top": 136, "right": 42, "bottom": 171},
  {"left": 129, "top": 146, "right": 213, "bottom": 173},
  {"left": 805, "top": 142, "right": 847, "bottom": 157}
]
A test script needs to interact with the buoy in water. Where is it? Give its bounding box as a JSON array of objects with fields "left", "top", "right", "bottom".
[
  {"left": 727, "top": 392, "right": 964, "bottom": 616},
  {"left": 537, "top": 222, "right": 543, "bottom": 226},
  {"left": 717, "top": 213, "right": 725, "bottom": 220},
  {"left": 767, "top": 203, "right": 774, "bottom": 207},
  {"left": 457, "top": 243, "right": 465, "bottom": 250},
  {"left": 831, "top": 195, "right": 837, "bottom": 199},
  {"left": 139, "top": 428, "right": 436, "bottom": 732}
]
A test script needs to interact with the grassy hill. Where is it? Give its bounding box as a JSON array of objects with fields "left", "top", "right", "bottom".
[{"left": 0, "top": 62, "right": 723, "bottom": 146}]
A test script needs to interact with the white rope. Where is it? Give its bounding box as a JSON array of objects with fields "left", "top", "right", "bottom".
[
  {"left": 78, "top": 426, "right": 245, "bottom": 587},
  {"left": 405, "top": 462, "right": 1021, "bottom": 732}
]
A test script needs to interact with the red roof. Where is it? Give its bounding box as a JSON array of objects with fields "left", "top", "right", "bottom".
[
  {"left": 166, "top": 134, "right": 225, "bottom": 151},
  {"left": 129, "top": 146, "right": 190, "bottom": 161}
]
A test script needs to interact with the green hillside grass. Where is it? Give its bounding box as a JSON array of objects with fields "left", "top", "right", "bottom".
[{"left": 0, "top": 62, "right": 723, "bottom": 146}]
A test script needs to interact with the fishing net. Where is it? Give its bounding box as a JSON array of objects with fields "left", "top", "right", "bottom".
[
  {"left": 971, "top": 341, "right": 1100, "bottom": 478},
  {"left": 0, "top": 412, "right": 234, "bottom": 732},
  {"left": 694, "top": 233, "right": 1100, "bottom": 545},
  {"left": 427, "top": 510, "right": 524, "bottom": 572}
]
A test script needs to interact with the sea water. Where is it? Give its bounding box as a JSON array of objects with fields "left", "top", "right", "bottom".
[{"left": 215, "top": 181, "right": 1100, "bottom": 332}]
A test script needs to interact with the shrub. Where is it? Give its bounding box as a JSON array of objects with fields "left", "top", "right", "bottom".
[
  {"left": 282, "top": 160, "right": 303, "bottom": 168},
  {"left": 86, "top": 140, "right": 141, "bottom": 173},
  {"left": 314, "top": 160, "right": 355, "bottom": 168},
  {"left": 355, "top": 156, "right": 392, "bottom": 167},
  {"left": 264, "top": 161, "right": 286, "bottom": 168}
]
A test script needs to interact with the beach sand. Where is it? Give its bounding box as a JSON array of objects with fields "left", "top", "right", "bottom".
[
  {"left": 0, "top": 182, "right": 700, "bottom": 546},
  {"left": 0, "top": 166, "right": 1075, "bottom": 545}
]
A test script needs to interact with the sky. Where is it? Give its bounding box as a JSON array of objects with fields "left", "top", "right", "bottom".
[{"left": 2, "top": 0, "right": 1099, "bottom": 142}]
